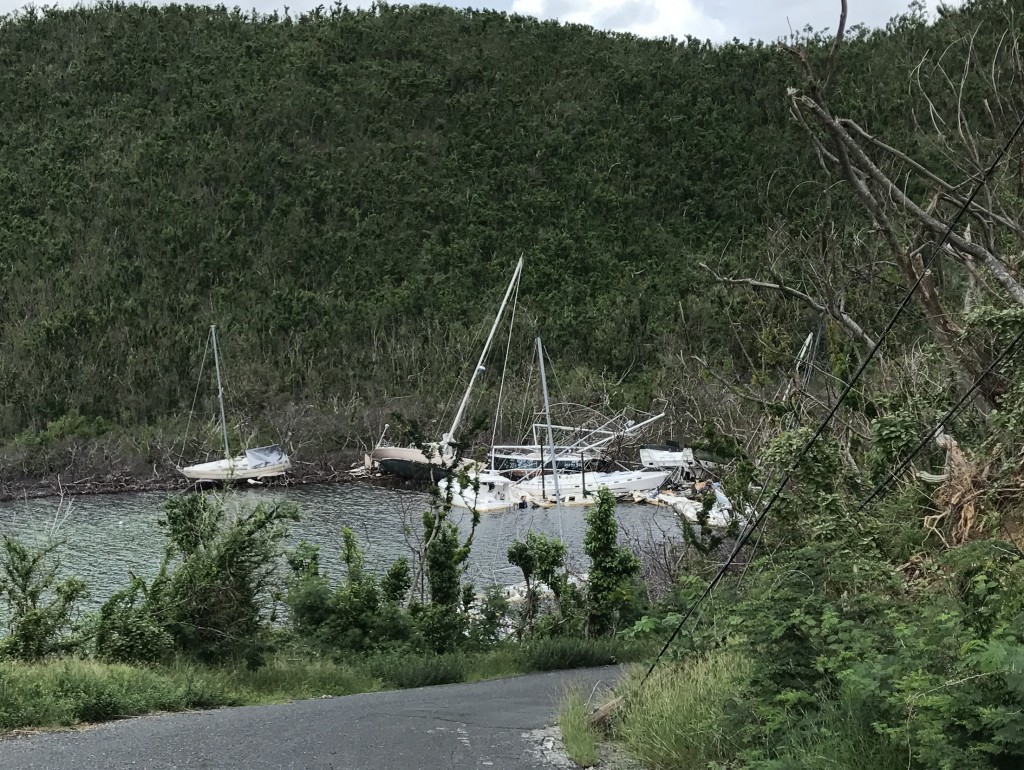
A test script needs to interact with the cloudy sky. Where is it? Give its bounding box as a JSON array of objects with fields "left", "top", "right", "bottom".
[{"left": 0, "top": 0, "right": 952, "bottom": 42}]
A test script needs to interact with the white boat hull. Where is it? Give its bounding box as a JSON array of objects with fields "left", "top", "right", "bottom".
[
  {"left": 439, "top": 466, "right": 671, "bottom": 511},
  {"left": 437, "top": 473, "right": 522, "bottom": 512},
  {"left": 179, "top": 456, "right": 291, "bottom": 482},
  {"left": 179, "top": 445, "right": 292, "bottom": 482},
  {"left": 368, "top": 446, "right": 448, "bottom": 466},
  {"left": 515, "top": 469, "right": 671, "bottom": 501},
  {"left": 634, "top": 489, "right": 747, "bottom": 528},
  {"left": 439, "top": 469, "right": 565, "bottom": 512}
]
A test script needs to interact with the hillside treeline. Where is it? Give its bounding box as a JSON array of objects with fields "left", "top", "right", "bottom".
[{"left": 0, "top": 0, "right": 1011, "bottom": 445}]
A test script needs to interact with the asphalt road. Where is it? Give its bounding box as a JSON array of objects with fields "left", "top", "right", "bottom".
[{"left": 0, "top": 666, "right": 621, "bottom": 770}]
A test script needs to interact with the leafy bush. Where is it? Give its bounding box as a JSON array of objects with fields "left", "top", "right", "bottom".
[
  {"left": 284, "top": 534, "right": 415, "bottom": 653},
  {"left": 416, "top": 603, "right": 466, "bottom": 655},
  {"left": 0, "top": 536, "right": 88, "bottom": 661},
  {"left": 468, "top": 586, "right": 511, "bottom": 648},
  {"left": 155, "top": 495, "right": 299, "bottom": 666},
  {"left": 94, "top": 577, "right": 174, "bottom": 664},
  {"left": 584, "top": 489, "right": 642, "bottom": 636},
  {"left": 94, "top": 494, "right": 299, "bottom": 668},
  {"left": 508, "top": 531, "right": 576, "bottom": 637}
]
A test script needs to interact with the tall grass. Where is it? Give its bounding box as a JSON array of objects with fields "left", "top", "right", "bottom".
[
  {"left": 558, "top": 689, "right": 601, "bottom": 767},
  {"left": 519, "top": 637, "right": 647, "bottom": 672},
  {"left": 614, "top": 652, "right": 904, "bottom": 770},
  {"left": 0, "top": 639, "right": 647, "bottom": 733},
  {"left": 197, "top": 658, "right": 380, "bottom": 703},
  {"left": 367, "top": 652, "right": 467, "bottom": 689},
  {"left": 614, "top": 650, "right": 753, "bottom": 770},
  {"left": 465, "top": 648, "right": 521, "bottom": 681},
  {"left": 0, "top": 657, "right": 376, "bottom": 732},
  {"left": 0, "top": 659, "right": 238, "bottom": 731}
]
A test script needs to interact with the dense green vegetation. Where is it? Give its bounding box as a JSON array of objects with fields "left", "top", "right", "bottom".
[
  {"left": 0, "top": 0, "right": 1001, "bottom": 468},
  {"left": 596, "top": 418, "right": 1024, "bottom": 769}
]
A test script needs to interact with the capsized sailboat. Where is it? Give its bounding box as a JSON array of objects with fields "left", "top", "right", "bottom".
[
  {"left": 641, "top": 483, "right": 747, "bottom": 528},
  {"left": 366, "top": 256, "right": 524, "bottom": 481},
  {"left": 178, "top": 325, "right": 292, "bottom": 483}
]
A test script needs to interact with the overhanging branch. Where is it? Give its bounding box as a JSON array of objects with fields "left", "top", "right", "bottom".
[{"left": 701, "top": 263, "right": 877, "bottom": 349}]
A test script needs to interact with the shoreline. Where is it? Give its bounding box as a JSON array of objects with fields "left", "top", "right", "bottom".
[{"left": 0, "top": 462, "right": 426, "bottom": 504}]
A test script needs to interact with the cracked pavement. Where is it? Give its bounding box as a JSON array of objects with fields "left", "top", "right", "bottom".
[{"left": 0, "top": 666, "right": 622, "bottom": 769}]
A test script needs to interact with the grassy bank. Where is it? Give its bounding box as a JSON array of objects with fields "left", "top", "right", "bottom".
[
  {"left": 610, "top": 652, "right": 753, "bottom": 770},
  {"left": 0, "top": 638, "right": 647, "bottom": 734},
  {"left": 605, "top": 651, "right": 905, "bottom": 770}
]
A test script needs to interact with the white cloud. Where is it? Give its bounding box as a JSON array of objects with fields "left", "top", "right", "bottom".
[{"left": 510, "top": 0, "right": 727, "bottom": 41}]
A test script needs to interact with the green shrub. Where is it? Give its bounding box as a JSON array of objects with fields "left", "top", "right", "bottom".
[
  {"left": 94, "top": 577, "right": 174, "bottom": 664},
  {"left": 468, "top": 586, "right": 511, "bottom": 648},
  {"left": 417, "top": 603, "right": 466, "bottom": 655},
  {"left": 149, "top": 494, "right": 300, "bottom": 667},
  {"left": 367, "top": 652, "right": 467, "bottom": 689},
  {"left": 0, "top": 536, "right": 88, "bottom": 661},
  {"left": 284, "top": 536, "right": 416, "bottom": 653},
  {"left": 584, "top": 489, "right": 641, "bottom": 636},
  {"left": 508, "top": 532, "right": 574, "bottom": 638}
]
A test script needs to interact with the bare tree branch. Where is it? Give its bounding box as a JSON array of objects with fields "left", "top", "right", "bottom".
[
  {"left": 840, "top": 118, "right": 1024, "bottom": 241},
  {"left": 797, "top": 93, "right": 1024, "bottom": 306},
  {"left": 701, "top": 262, "right": 877, "bottom": 349}
]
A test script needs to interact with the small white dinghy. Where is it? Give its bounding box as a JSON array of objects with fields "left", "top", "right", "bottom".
[
  {"left": 437, "top": 469, "right": 527, "bottom": 512},
  {"left": 178, "top": 325, "right": 292, "bottom": 483}
]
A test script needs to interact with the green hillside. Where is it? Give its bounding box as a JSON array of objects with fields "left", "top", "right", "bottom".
[{"left": 0, "top": 0, "right": 1005, "bottom": 441}]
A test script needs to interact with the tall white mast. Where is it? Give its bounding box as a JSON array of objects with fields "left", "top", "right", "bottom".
[
  {"left": 536, "top": 337, "right": 563, "bottom": 530},
  {"left": 210, "top": 324, "right": 231, "bottom": 461},
  {"left": 442, "top": 255, "right": 524, "bottom": 446}
]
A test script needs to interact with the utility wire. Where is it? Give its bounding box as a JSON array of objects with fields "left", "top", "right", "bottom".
[
  {"left": 640, "top": 327, "right": 820, "bottom": 682},
  {"left": 638, "top": 112, "right": 1024, "bottom": 689},
  {"left": 856, "top": 326, "right": 1024, "bottom": 512}
]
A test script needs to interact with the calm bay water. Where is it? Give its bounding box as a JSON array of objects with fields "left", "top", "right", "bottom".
[{"left": 0, "top": 484, "right": 679, "bottom": 610}]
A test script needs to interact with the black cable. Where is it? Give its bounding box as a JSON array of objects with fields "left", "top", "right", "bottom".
[
  {"left": 639, "top": 113, "right": 1024, "bottom": 688},
  {"left": 857, "top": 326, "right": 1024, "bottom": 512}
]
